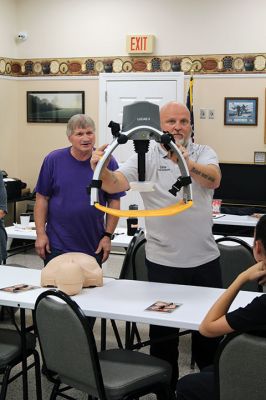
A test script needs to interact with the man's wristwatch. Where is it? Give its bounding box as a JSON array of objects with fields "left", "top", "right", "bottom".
[{"left": 102, "top": 231, "right": 115, "bottom": 240}]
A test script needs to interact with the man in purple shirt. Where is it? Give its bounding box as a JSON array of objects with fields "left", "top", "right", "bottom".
[{"left": 34, "top": 114, "right": 124, "bottom": 265}]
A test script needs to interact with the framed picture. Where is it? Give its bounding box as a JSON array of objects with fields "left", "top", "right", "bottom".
[
  {"left": 27, "top": 91, "right": 85, "bottom": 123},
  {"left": 224, "top": 97, "right": 258, "bottom": 126},
  {"left": 254, "top": 151, "right": 266, "bottom": 164}
]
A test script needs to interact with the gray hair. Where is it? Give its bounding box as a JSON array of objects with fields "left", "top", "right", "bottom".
[{"left": 66, "top": 114, "right": 96, "bottom": 137}]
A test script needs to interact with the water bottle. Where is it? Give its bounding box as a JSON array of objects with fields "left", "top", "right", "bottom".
[{"left": 127, "top": 204, "right": 138, "bottom": 236}]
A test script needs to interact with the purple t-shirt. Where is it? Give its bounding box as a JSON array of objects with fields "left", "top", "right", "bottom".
[{"left": 35, "top": 147, "right": 124, "bottom": 256}]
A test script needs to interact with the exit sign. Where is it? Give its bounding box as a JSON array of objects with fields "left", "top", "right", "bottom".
[{"left": 126, "top": 35, "right": 154, "bottom": 54}]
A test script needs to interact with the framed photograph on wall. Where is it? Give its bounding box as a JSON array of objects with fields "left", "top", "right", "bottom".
[
  {"left": 27, "top": 91, "right": 85, "bottom": 123},
  {"left": 224, "top": 97, "right": 258, "bottom": 126},
  {"left": 254, "top": 151, "right": 266, "bottom": 164}
]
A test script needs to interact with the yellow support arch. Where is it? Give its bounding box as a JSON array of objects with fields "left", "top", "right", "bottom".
[{"left": 94, "top": 199, "right": 193, "bottom": 217}]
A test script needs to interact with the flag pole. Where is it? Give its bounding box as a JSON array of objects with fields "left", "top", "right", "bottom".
[{"left": 186, "top": 68, "right": 194, "bottom": 142}]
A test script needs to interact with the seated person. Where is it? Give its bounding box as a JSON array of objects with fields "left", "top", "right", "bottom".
[{"left": 176, "top": 214, "right": 266, "bottom": 400}]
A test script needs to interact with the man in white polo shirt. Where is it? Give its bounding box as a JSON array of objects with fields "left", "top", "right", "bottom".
[{"left": 91, "top": 101, "right": 222, "bottom": 387}]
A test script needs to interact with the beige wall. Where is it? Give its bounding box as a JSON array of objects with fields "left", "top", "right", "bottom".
[
  {"left": 0, "top": 78, "right": 18, "bottom": 176},
  {"left": 194, "top": 76, "right": 266, "bottom": 162},
  {"left": 1, "top": 0, "right": 265, "bottom": 58},
  {"left": 0, "top": 0, "right": 18, "bottom": 57}
]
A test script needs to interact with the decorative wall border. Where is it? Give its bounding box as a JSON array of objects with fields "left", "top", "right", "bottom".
[{"left": 0, "top": 53, "right": 266, "bottom": 77}]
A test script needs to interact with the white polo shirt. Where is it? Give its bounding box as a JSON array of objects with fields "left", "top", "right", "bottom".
[{"left": 119, "top": 140, "right": 220, "bottom": 268}]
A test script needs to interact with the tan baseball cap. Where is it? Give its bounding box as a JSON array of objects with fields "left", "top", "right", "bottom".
[{"left": 41, "top": 252, "right": 103, "bottom": 295}]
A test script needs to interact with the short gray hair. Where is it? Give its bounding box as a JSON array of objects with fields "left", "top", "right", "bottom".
[{"left": 66, "top": 114, "right": 96, "bottom": 137}]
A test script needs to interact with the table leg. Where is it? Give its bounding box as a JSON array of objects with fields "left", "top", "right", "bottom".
[
  {"left": 13, "top": 201, "right": 17, "bottom": 223},
  {"left": 20, "top": 308, "right": 29, "bottom": 400},
  {"left": 100, "top": 319, "right": 107, "bottom": 351}
]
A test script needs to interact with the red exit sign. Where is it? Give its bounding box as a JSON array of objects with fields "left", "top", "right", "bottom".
[{"left": 126, "top": 35, "right": 154, "bottom": 54}]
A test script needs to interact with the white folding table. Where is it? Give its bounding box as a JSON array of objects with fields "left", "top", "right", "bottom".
[
  {"left": 213, "top": 214, "right": 257, "bottom": 227},
  {"left": 0, "top": 265, "right": 262, "bottom": 400},
  {"left": 5, "top": 225, "right": 132, "bottom": 249},
  {"left": 0, "top": 266, "right": 261, "bottom": 329}
]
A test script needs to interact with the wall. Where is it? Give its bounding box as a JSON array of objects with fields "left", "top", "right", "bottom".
[
  {"left": 0, "top": 0, "right": 17, "bottom": 57},
  {"left": 0, "top": 78, "right": 18, "bottom": 176},
  {"left": 194, "top": 75, "right": 266, "bottom": 162},
  {"left": 12, "top": 0, "right": 266, "bottom": 58}
]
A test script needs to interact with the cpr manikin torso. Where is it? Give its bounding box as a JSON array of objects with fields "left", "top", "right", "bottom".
[{"left": 41, "top": 252, "right": 103, "bottom": 295}]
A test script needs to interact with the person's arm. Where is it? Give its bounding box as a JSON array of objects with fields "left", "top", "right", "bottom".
[
  {"left": 34, "top": 193, "right": 51, "bottom": 259},
  {"left": 171, "top": 144, "right": 221, "bottom": 189},
  {"left": 105, "top": 198, "right": 120, "bottom": 234},
  {"left": 91, "top": 144, "right": 130, "bottom": 193},
  {"left": 199, "top": 261, "right": 266, "bottom": 337},
  {"left": 95, "top": 198, "right": 120, "bottom": 263},
  {"left": 0, "top": 210, "right": 6, "bottom": 219},
  {"left": 188, "top": 161, "right": 221, "bottom": 189}
]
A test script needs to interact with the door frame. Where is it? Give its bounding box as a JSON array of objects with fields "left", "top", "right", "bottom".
[{"left": 99, "top": 72, "right": 184, "bottom": 143}]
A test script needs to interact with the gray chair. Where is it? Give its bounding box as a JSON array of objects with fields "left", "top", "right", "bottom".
[
  {"left": 0, "top": 225, "right": 7, "bottom": 265},
  {"left": 215, "top": 332, "right": 266, "bottom": 400},
  {"left": 119, "top": 228, "right": 146, "bottom": 280},
  {"left": 0, "top": 328, "right": 42, "bottom": 399},
  {"left": 131, "top": 237, "right": 148, "bottom": 281},
  {"left": 215, "top": 236, "right": 261, "bottom": 291},
  {"left": 34, "top": 289, "right": 175, "bottom": 400}
]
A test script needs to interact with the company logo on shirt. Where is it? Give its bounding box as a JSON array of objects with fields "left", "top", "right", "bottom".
[{"left": 158, "top": 165, "right": 170, "bottom": 172}]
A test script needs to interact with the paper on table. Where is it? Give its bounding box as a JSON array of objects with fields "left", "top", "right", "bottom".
[
  {"left": 212, "top": 214, "right": 226, "bottom": 219},
  {"left": 0, "top": 283, "right": 40, "bottom": 293},
  {"left": 145, "top": 301, "right": 181, "bottom": 313}
]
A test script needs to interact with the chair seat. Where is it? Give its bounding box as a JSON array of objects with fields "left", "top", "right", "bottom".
[
  {"left": 99, "top": 349, "right": 172, "bottom": 400},
  {"left": 0, "top": 329, "right": 36, "bottom": 369}
]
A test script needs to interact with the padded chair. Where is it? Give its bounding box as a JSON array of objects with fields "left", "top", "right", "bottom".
[
  {"left": 131, "top": 237, "right": 148, "bottom": 281},
  {"left": 119, "top": 228, "right": 146, "bottom": 280},
  {"left": 0, "top": 226, "right": 7, "bottom": 265},
  {"left": 216, "top": 236, "right": 261, "bottom": 291},
  {"left": 215, "top": 332, "right": 266, "bottom": 400},
  {"left": 0, "top": 328, "right": 42, "bottom": 399},
  {"left": 25, "top": 202, "right": 35, "bottom": 222},
  {"left": 34, "top": 289, "right": 175, "bottom": 400}
]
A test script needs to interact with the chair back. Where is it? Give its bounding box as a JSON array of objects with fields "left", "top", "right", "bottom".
[
  {"left": 34, "top": 289, "right": 106, "bottom": 399},
  {"left": 216, "top": 332, "right": 266, "bottom": 400},
  {"left": 0, "top": 225, "right": 7, "bottom": 264},
  {"left": 119, "top": 228, "right": 145, "bottom": 280},
  {"left": 131, "top": 238, "right": 147, "bottom": 281},
  {"left": 216, "top": 236, "right": 260, "bottom": 291}
]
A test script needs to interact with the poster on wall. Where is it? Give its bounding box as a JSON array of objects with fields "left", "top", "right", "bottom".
[
  {"left": 27, "top": 91, "right": 85, "bottom": 123},
  {"left": 224, "top": 97, "right": 258, "bottom": 126}
]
